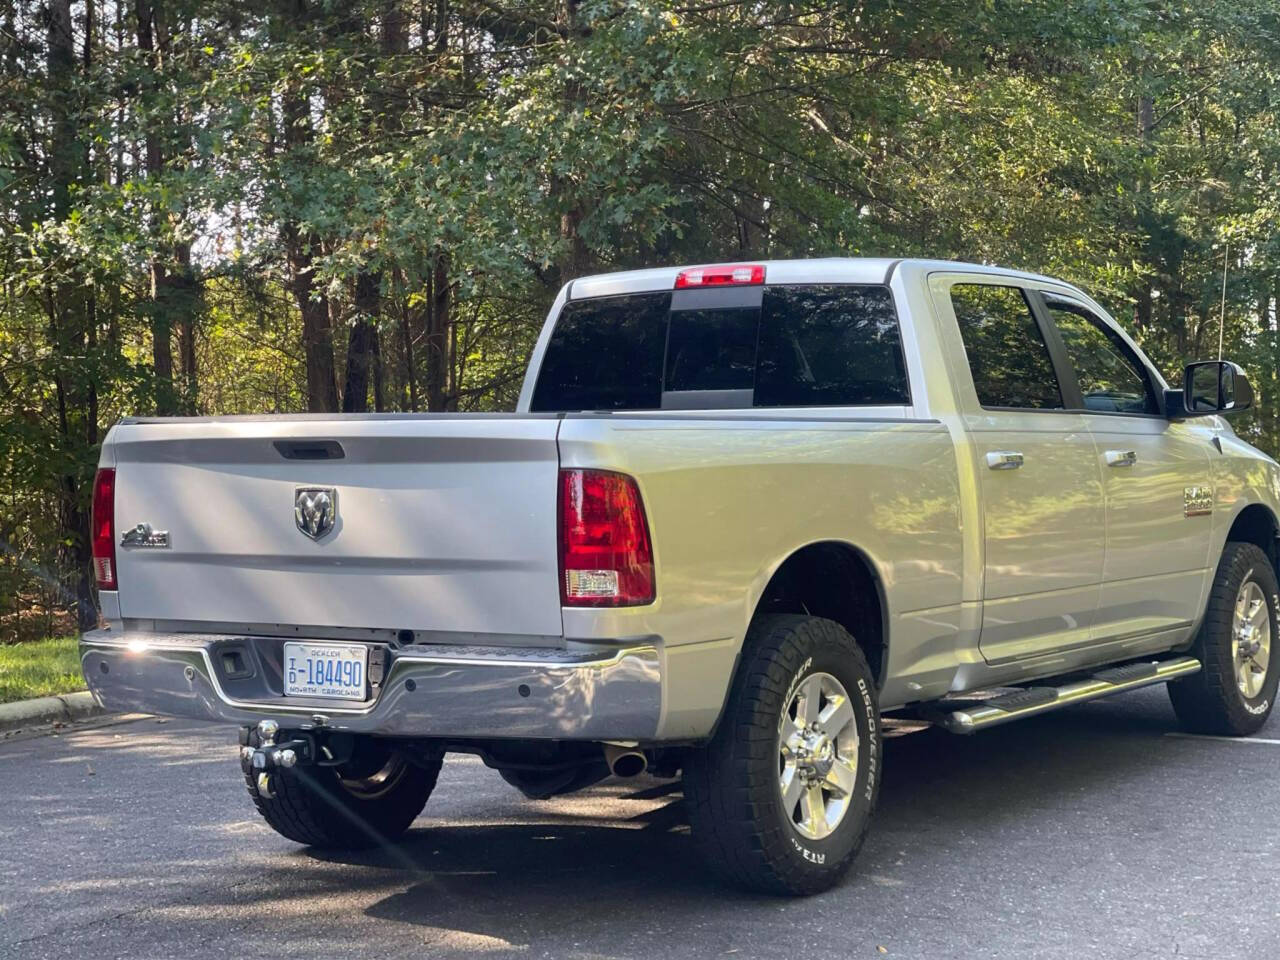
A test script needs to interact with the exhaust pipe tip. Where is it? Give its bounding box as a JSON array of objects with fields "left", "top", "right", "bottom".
[{"left": 603, "top": 744, "right": 647, "bottom": 778}]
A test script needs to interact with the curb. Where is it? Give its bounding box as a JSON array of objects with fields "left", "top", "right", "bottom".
[{"left": 0, "top": 691, "right": 105, "bottom": 735}]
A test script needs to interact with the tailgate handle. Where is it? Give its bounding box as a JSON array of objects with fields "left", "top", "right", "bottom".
[{"left": 272, "top": 440, "right": 345, "bottom": 461}]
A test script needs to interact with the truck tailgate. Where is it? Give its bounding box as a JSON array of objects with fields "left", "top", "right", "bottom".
[{"left": 106, "top": 416, "right": 564, "bottom": 637}]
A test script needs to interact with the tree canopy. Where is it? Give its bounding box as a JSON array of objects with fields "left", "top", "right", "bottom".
[{"left": 3, "top": 0, "right": 1279, "bottom": 636}]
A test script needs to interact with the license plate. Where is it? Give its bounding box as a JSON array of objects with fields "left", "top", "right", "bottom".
[{"left": 283, "top": 642, "right": 368, "bottom": 701}]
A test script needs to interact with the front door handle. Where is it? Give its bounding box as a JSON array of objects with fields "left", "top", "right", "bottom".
[
  {"left": 1105, "top": 449, "right": 1137, "bottom": 468},
  {"left": 986, "top": 450, "right": 1024, "bottom": 470}
]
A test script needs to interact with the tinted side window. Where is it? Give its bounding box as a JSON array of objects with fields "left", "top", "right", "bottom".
[
  {"left": 755, "top": 286, "right": 909, "bottom": 406},
  {"left": 530, "top": 293, "right": 669, "bottom": 411},
  {"left": 950, "top": 284, "right": 1063, "bottom": 409},
  {"left": 1043, "top": 295, "right": 1157, "bottom": 415}
]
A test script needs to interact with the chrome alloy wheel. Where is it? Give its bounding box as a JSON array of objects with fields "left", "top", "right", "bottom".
[
  {"left": 1234, "top": 579, "right": 1272, "bottom": 700},
  {"left": 778, "top": 672, "right": 860, "bottom": 841}
]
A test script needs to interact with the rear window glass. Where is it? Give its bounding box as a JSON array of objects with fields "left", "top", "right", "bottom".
[
  {"left": 529, "top": 284, "right": 910, "bottom": 411},
  {"left": 756, "top": 285, "right": 909, "bottom": 407},
  {"left": 665, "top": 305, "right": 758, "bottom": 392},
  {"left": 530, "top": 293, "right": 669, "bottom": 411}
]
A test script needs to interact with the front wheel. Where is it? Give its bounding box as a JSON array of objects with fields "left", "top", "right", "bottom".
[
  {"left": 683, "top": 614, "right": 881, "bottom": 895},
  {"left": 244, "top": 733, "right": 442, "bottom": 849},
  {"left": 1169, "top": 542, "right": 1280, "bottom": 736}
]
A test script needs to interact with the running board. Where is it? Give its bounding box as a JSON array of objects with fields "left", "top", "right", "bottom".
[{"left": 937, "top": 656, "right": 1202, "bottom": 734}]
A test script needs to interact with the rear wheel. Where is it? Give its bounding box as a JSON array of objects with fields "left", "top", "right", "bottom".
[
  {"left": 683, "top": 614, "right": 880, "bottom": 895},
  {"left": 1169, "top": 542, "right": 1280, "bottom": 736},
  {"left": 243, "top": 733, "right": 442, "bottom": 848}
]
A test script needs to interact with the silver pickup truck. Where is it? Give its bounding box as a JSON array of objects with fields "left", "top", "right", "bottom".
[{"left": 82, "top": 258, "right": 1280, "bottom": 894}]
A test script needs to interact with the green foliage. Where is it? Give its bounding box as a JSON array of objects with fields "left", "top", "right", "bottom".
[
  {"left": 0, "top": 637, "right": 84, "bottom": 704},
  {"left": 2, "top": 0, "right": 1280, "bottom": 633}
]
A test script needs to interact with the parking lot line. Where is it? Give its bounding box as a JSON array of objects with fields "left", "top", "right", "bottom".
[{"left": 1164, "top": 732, "right": 1280, "bottom": 746}]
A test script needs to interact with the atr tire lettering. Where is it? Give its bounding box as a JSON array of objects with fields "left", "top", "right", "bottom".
[{"left": 790, "top": 837, "right": 826, "bottom": 864}]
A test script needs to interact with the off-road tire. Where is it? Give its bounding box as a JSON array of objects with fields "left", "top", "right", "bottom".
[
  {"left": 683, "top": 614, "right": 881, "bottom": 895},
  {"left": 243, "top": 733, "right": 442, "bottom": 848},
  {"left": 1169, "top": 541, "right": 1280, "bottom": 736}
]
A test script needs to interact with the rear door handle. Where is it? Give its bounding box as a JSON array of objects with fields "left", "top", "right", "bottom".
[
  {"left": 986, "top": 450, "right": 1024, "bottom": 470},
  {"left": 1105, "top": 449, "right": 1137, "bottom": 468}
]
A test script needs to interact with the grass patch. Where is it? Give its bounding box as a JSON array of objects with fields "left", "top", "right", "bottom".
[{"left": 0, "top": 636, "right": 85, "bottom": 704}]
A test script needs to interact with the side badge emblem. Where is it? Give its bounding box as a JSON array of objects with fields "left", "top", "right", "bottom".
[
  {"left": 120, "top": 523, "right": 169, "bottom": 548},
  {"left": 1184, "top": 485, "right": 1213, "bottom": 517}
]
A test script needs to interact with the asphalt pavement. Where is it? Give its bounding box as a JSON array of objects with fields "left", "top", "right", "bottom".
[{"left": 2, "top": 686, "right": 1278, "bottom": 960}]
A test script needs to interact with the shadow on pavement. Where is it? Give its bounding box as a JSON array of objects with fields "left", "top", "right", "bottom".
[
  {"left": 287, "top": 693, "right": 1187, "bottom": 945},
  {"left": 8, "top": 687, "right": 1248, "bottom": 960}
]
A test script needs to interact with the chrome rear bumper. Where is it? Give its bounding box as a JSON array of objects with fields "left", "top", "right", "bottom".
[{"left": 79, "top": 629, "right": 662, "bottom": 741}]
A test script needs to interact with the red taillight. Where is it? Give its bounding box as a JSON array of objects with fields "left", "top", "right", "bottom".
[
  {"left": 558, "top": 469, "right": 655, "bottom": 607},
  {"left": 91, "top": 468, "right": 117, "bottom": 590},
  {"left": 674, "top": 264, "right": 765, "bottom": 289}
]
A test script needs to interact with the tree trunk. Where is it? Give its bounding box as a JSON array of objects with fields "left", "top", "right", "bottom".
[
  {"left": 285, "top": 230, "right": 339, "bottom": 413},
  {"left": 343, "top": 0, "right": 402, "bottom": 415},
  {"left": 152, "top": 9, "right": 202, "bottom": 416},
  {"left": 372, "top": 323, "right": 386, "bottom": 413},
  {"left": 396, "top": 269, "right": 420, "bottom": 411},
  {"left": 47, "top": 0, "right": 75, "bottom": 220},
  {"left": 174, "top": 241, "right": 199, "bottom": 413},
  {"left": 343, "top": 272, "right": 380, "bottom": 413},
  {"left": 136, "top": 0, "right": 178, "bottom": 415},
  {"left": 559, "top": 206, "right": 589, "bottom": 281},
  {"left": 148, "top": 263, "right": 175, "bottom": 410},
  {"left": 424, "top": 255, "right": 450, "bottom": 411},
  {"left": 276, "top": 0, "right": 339, "bottom": 412},
  {"left": 553, "top": 0, "right": 590, "bottom": 281},
  {"left": 1135, "top": 282, "right": 1152, "bottom": 333},
  {"left": 383, "top": 0, "right": 406, "bottom": 59},
  {"left": 48, "top": 0, "right": 97, "bottom": 629}
]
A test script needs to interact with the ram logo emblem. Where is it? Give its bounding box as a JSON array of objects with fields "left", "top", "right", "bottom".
[{"left": 295, "top": 487, "right": 338, "bottom": 540}]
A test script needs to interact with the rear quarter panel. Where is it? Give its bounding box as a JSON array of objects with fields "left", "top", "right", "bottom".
[{"left": 557, "top": 414, "right": 964, "bottom": 737}]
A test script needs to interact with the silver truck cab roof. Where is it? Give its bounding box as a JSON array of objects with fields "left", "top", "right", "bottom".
[
  {"left": 518, "top": 257, "right": 1159, "bottom": 413},
  {"left": 565, "top": 257, "right": 1091, "bottom": 301}
]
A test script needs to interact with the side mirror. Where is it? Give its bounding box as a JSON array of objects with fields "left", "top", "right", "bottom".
[{"left": 1182, "top": 360, "right": 1254, "bottom": 416}]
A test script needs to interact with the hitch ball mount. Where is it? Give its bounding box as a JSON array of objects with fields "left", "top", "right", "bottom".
[{"left": 239, "top": 720, "right": 352, "bottom": 799}]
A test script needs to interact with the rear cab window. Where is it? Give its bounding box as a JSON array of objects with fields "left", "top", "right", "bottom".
[
  {"left": 949, "top": 283, "right": 1064, "bottom": 410},
  {"left": 530, "top": 284, "right": 911, "bottom": 412},
  {"left": 528, "top": 293, "right": 670, "bottom": 411}
]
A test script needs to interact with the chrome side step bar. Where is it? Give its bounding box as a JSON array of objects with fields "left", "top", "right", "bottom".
[{"left": 937, "top": 656, "right": 1201, "bottom": 734}]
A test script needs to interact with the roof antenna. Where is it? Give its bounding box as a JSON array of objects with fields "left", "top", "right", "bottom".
[{"left": 1218, "top": 240, "right": 1229, "bottom": 361}]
